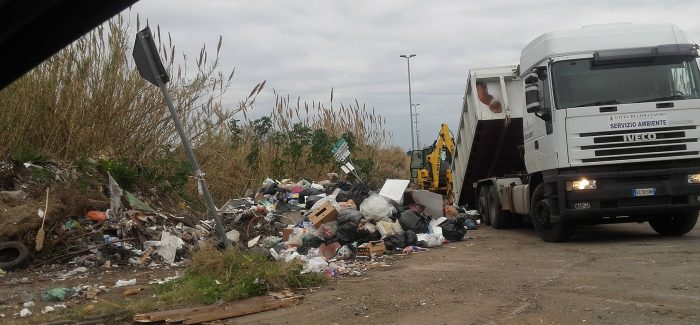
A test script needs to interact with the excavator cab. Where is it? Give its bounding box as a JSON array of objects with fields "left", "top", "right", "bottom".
[{"left": 412, "top": 124, "right": 455, "bottom": 201}]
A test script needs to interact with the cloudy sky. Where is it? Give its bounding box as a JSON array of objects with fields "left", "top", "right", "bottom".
[{"left": 127, "top": 0, "right": 700, "bottom": 150}]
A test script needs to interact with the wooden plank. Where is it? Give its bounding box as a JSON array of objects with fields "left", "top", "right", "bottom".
[
  {"left": 178, "top": 296, "right": 301, "bottom": 324},
  {"left": 134, "top": 304, "right": 221, "bottom": 322},
  {"left": 138, "top": 246, "right": 157, "bottom": 266},
  {"left": 134, "top": 293, "right": 304, "bottom": 323}
]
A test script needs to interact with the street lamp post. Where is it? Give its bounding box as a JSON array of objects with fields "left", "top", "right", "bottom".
[
  {"left": 412, "top": 103, "right": 420, "bottom": 149},
  {"left": 400, "top": 54, "right": 416, "bottom": 151}
]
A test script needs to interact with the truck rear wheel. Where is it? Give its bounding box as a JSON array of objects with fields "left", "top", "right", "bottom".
[
  {"left": 531, "top": 184, "right": 574, "bottom": 242},
  {"left": 648, "top": 211, "right": 698, "bottom": 236},
  {"left": 478, "top": 186, "right": 491, "bottom": 226},
  {"left": 488, "top": 186, "right": 511, "bottom": 229}
]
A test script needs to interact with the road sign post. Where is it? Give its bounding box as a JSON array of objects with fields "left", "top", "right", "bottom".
[{"left": 133, "top": 26, "right": 231, "bottom": 248}]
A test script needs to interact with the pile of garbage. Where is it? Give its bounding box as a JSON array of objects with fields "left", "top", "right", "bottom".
[
  {"left": 0, "top": 166, "right": 479, "bottom": 279},
  {"left": 234, "top": 176, "right": 480, "bottom": 276}
]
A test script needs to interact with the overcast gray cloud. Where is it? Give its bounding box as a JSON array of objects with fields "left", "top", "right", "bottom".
[{"left": 127, "top": 0, "right": 700, "bottom": 149}]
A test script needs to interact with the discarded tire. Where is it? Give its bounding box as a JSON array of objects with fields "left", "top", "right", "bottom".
[{"left": 0, "top": 241, "right": 31, "bottom": 271}]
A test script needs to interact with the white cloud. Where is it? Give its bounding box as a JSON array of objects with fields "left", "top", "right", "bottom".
[{"left": 128, "top": 0, "right": 700, "bottom": 149}]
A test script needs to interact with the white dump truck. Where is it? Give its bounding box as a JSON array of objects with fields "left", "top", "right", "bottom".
[{"left": 453, "top": 23, "right": 700, "bottom": 242}]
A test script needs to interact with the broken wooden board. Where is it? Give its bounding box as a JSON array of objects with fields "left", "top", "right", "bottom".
[
  {"left": 138, "top": 246, "right": 157, "bottom": 266},
  {"left": 133, "top": 293, "right": 303, "bottom": 324}
]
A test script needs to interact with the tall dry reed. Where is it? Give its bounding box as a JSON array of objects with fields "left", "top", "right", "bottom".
[
  {"left": 0, "top": 14, "right": 252, "bottom": 165},
  {"left": 0, "top": 13, "right": 409, "bottom": 203}
]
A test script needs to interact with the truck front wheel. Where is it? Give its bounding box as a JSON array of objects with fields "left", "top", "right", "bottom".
[
  {"left": 648, "top": 211, "right": 698, "bottom": 236},
  {"left": 531, "top": 184, "right": 574, "bottom": 242}
]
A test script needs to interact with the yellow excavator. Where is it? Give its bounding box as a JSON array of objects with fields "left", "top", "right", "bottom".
[{"left": 411, "top": 123, "right": 455, "bottom": 202}]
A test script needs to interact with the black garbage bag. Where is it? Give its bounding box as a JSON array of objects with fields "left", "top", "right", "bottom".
[
  {"left": 383, "top": 230, "right": 418, "bottom": 251},
  {"left": 337, "top": 224, "right": 357, "bottom": 244},
  {"left": 297, "top": 245, "right": 311, "bottom": 255},
  {"left": 261, "top": 184, "right": 280, "bottom": 195},
  {"left": 335, "top": 190, "right": 352, "bottom": 203},
  {"left": 441, "top": 215, "right": 468, "bottom": 241},
  {"left": 399, "top": 210, "right": 430, "bottom": 234},
  {"left": 384, "top": 198, "right": 403, "bottom": 221},
  {"left": 336, "top": 209, "right": 363, "bottom": 244},
  {"left": 349, "top": 182, "right": 371, "bottom": 206},
  {"left": 355, "top": 227, "right": 381, "bottom": 244},
  {"left": 300, "top": 188, "right": 324, "bottom": 199},
  {"left": 303, "top": 235, "right": 325, "bottom": 248},
  {"left": 335, "top": 180, "right": 352, "bottom": 191},
  {"left": 463, "top": 217, "right": 478, "bottom": 230},
  {"left": 338, "top": 208, "right": 362, "bottom": 225},
  {"left": 305, "top": 195, "right": 324, "bottom": 210}
]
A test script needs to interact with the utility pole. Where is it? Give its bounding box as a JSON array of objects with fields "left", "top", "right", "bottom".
[
  {"left": 400, "top": 54, "right": 416, "bottom": 151},
  {"left": 412, "top": 103, "right": 420, "bottom": 149}
]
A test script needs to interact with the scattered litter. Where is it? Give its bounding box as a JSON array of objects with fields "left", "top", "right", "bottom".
[
  {"left": 247, "top": 235, "right": 261, "bottom": 248},
  {"left": 41, "top": 287, "right": 74, "bottom": 302},
  {"left": 115, "top": 279, "right": 137, "bottom": 287},
  {"left": 19, "top": 308, "right": 32, "bottom": 317},
  {"left": 149, "top": 275, "right": 180, "bottom": 285},
  {"left": 378, "top": 179, "right": 410, "bottom": 204},
  {"left": 57, "top": 266, "right": 87, "bottom": 280},
  {"left": 226, "top": 229, "right": 240, "bottom": 242},
  {"left": 303, "top": 257, "right": 329, "bottom": 273},
  {"left": 122, "top": 287, "right": 143, "bottom": 296},
  {"left": 23, "top": 301, "right": 35, "bottom": 308},
  {"left": 143, "top": 231, "right": 184, "bottom": 264},
  {"left": 417, "top": 233, "right": 444, "bottom": 247},
  {"left": 410, "top": 190, "right": 444, "bottom": 219},
  {"left": 86, "top": 210, "right": 107, "bottom": 222}
]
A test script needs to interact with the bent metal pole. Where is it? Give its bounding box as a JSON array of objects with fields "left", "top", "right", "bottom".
[{"left": 133, "top": 27, "right": 231, "bottom": 248}]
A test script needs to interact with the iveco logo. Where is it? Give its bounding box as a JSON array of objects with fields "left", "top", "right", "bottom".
[{"left": 623, "top": 132, "right": 656, "bottom": 142}]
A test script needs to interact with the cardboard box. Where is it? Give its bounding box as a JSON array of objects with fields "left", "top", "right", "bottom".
[
  {"left": 308, "top": 202, "right": 338, "bottom": 228},
  {"left": 356, "top": 240, "right": 385, "bottom": 257}
]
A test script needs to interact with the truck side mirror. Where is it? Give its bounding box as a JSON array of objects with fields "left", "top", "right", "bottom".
[{"left": 524, "top": 73, "right": 539, "bottom": 85}]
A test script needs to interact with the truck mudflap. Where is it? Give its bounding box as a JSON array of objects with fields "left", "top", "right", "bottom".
[{"left": 542, "top": 160, "right": 700, "bottom": 220}]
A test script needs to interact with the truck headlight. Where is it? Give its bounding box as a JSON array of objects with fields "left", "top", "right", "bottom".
[
  {"left": 689, "top": 174, "right": 700, "bottom": 184},
  {"left": 566, "top": 179, "right": 597, "bottom": 191}
]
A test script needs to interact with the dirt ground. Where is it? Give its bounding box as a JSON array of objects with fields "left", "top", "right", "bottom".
[
  {"left": 1, "top": 222, "right": 698, "bottom": 324},
  {"left": 233, "top": 222, "right": 700, "bottom": 325}
]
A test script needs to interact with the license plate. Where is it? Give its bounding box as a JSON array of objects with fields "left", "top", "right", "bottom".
[{"left": 633, "top": 188, "right": 656, "bottom": 197}]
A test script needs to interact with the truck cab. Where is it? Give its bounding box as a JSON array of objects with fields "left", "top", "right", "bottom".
[{"left": 523, "top": 23, "right": 700, "bottom": 240}]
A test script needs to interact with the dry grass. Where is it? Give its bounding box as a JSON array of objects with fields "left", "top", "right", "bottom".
[
  {"left": 0, "top": 14, "right": 250, "bottom": 165},
  {"left": 0, "top": 13, "right": 410, "bottom": 202},
  {"left": 156, "top": 245, "right": 326, "bottom": 305}
]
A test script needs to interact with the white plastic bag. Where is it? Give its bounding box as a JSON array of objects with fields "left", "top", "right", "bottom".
[
  {"left": 302, "top": 256, "right": 329, "bottom": 273},
  {"left": 417, "top": 233, "right": 444, "bottom": 247},
  {"left": 359, "top": 194, "right": 393, "bottom": 222}
]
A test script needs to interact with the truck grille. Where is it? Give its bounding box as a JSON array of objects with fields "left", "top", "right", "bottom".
[{"left": 577, "top": 126, "right": 698, "bottom": 163}]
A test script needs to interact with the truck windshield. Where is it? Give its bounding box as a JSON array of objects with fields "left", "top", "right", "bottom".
[{"left": 551, "top": 57, "right": 700, "bottom": 109}]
